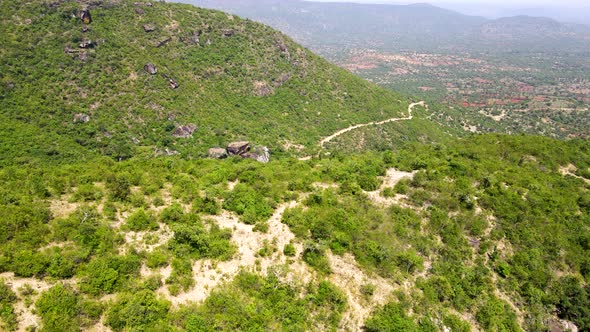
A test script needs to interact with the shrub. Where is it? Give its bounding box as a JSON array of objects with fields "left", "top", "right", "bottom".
[
  {"left": 106, "top": 290, "right": 170, "bottom": 331},
  {"left": 125, "top": 209, "right": 159, "bottom": 232},
  {"left": 0, "top": 280, "right": 17, "bottom": 331},
  {"left": 365, "top": 302, "right": 420, "bottom": 332},
  {"left": 283, "top": 243, "right": 296, "bottom": 257}
]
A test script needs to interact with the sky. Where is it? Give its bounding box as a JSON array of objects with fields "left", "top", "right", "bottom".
[
  {"left": 313, "top": 0, "right": 587, "bottom": 4},
  {"left": 312, "top": 0, "right": 590, "bottom": 23}
]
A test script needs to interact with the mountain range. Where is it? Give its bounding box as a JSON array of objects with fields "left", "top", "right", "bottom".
[{"left": 180, "top": 0, "right": 590, "bottom": 53}]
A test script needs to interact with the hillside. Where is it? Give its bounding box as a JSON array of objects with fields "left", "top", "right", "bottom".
[
  {"left": 0, "top": 0, "right": 415, "bottom": 165},
  {"left": 1, "top": 1, "right": 590, "bottom": 332},
  {"left": 1, "top": 134, "right": 589, "bottom": 331},
  {"left": 183, "top": 0, "right": 590, "bottom": 140}
]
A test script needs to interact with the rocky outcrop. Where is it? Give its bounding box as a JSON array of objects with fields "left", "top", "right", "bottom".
[
  {"left": 227, "top": 141, "right": 250, "bottom": 156},
  {"left": 134, "top": 2, "right": 152, "bottom": 6},
  {"left": 73, "top": 113, "right": 90, "bottom": 123},
  {"left": 208, "top": 148, "right": 228, "bottom": 159},
  {"left": 144, "top": 63, "right": 157, "bottom": 75},
  {"left": 172, "top": 124, "right": 197, "bottom": 138},
  {"left": 244, "top": 146, "right": 270, "bottom": 163},
  {"left": 221, "top": 29, "right": 235, "bottom": 37},
  {"left": 211, "top": 141, "right": 270, "bottom": 163}
]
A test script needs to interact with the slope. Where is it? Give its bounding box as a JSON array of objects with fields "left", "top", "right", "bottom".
[{"left": 0, "top": 0, "right": 411, "bottom": 164}]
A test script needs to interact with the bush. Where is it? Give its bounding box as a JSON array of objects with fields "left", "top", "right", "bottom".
[
  {"left": 106, "top": 290, "right": 170, "bottom": 331},
  {"left": 125, "top": 209, "right": 159, "bottom": 232},
  {"left": 36, "top": 284, "right": 99, "bottom": 331},
  {"left": 283, "top": 243, "right": 296, "bottom": 257},
  {"left": 79, "top": 255, "right": 141, "bottom": 296},
  {"left": 0, "top": 280, "right": 17, "bottom": 331},
  {"left": 192, "top": 196, "right": 221, "bottom": 215},
  {"left": 302, "top": 242, "right": 331, "bottom": 274},
  {"left": 223, "top": 184, "right": 273, "bottom": 225},
  {"left": 71, "top": 184, "right": 103, "bottom": 202},
  {"left": 365, "top": 302, "right": 420, "bottom": 332}
]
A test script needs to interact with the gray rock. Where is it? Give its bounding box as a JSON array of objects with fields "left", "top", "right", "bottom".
[
  {"left": 244, "top": 146, "right": 270, "bottom": 163},
  {"left": 227, "top": 141, "right": 250, "bottom": 155},
  {"left": 172, "top": 124, "right": 197, "bottom": 138},
  {"left": 143, "top": 24, "right": 155, "bottom": 32},
  {"left": 74, "top": 113, "right": 90, "bottom": 123},
  {"left": 208, "top": 148, "right": 228, "bottom": 159},
  {"left": 144, "top": 63, "right": 157, "bottom": 75},
  {"left": 221, "top": 29, "right": 235, "bottom": 37},
  {"left": 79, "top": 40, "right": 94, "bottom": 49},
  {"left": 162, "top": 74, "right": 179, "bottom": 89},
  {"left": 135, "top": 8, "right": 144, "bottom": 15}
]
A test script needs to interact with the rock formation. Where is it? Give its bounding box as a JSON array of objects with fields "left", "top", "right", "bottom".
[
  {"left": 208, "top": 148, "right": 228, "bottom": 159},
  {"left": 73, "top": 113, "right": 90, "bottom": 123},
  {"left": 227, "top": 141, "right": 251, "bottom": 156},
  {"left": 144, "top": 63, "right": 157, "bottom": 75},
  {"left": 212, "top": 141, "right": 270, "bottom": 163},
  {"left": 172, "top": 124, "right": 197, "bottom": 138},
  {"left": 162, "top": 74, "right": 179, "bottom": 89},
  {"left": 143, "top": 24, "right": 155, "bottom": 32}
]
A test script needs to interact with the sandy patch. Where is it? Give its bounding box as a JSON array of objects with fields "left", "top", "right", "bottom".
[
  {"left": 364, "top": 168, "right": 417, "bottom": 208},
  {"left": 560, "top": 164, "right": 590, "bottom": 184},
  {"left": 0, "top": 272, "right": 75, "bottom": 332},
  {"left": 159, "top": 203, "right": 314, "bottom": 305},
  {"left": 327, "top": 252, "right": 396, "bottom": 331}
]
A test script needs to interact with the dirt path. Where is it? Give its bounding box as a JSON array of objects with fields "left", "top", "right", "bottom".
[{"left": 319, "top": 101, "right": 426, "bottom": 147}]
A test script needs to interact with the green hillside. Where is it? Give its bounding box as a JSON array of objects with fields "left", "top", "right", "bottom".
[
  {"left": 0, "top": 0, "right": 409, "bottom": 164},
  {"left": 0, "top": 1, "right": 589, "bottom": 332}
]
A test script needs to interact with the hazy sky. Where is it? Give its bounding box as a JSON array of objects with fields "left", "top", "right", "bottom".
[{"left": 313, "top": 0, "right": 588, "bottom": 5}]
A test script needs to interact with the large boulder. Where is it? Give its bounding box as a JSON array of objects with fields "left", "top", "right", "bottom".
[
  {"left": 227, "top": 141, "right": 250, "bottom": 156},
  {"left": 244, "top": 146, "right": 270, "bottom": 163},
  {"left": 144, "top": 63, "right": 157, "bottom": 75},
  {"left": 172, "top": 124, "right": 197, "bottom": 138},
  {"left": 208, "top": 148, "right": 228, "bottom": 159}
]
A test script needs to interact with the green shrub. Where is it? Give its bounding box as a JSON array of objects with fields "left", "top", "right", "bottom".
[
  {"left": 106, "top": 290, "right": 170, "bottom": 331},
  {"left": 71, "top": 184, "right": 103, "bottom": 202},
  {"left": 302, "top": 242, "right": 331, "bottom": 274},
  {"left": 365, "top": 302, "right": 420, "bottom": 332},
  {"left": 283, "top": 243, "right": 297, "bottom": 257},
  {"left": 192, "top": 196, "right": 221, "bottom": 215},
  {"left": 223, "top": 184, "right": 273, "bottom": 225},
  {"left": 125, "top": 209, "right": 159, "bottom": 232},
  {"left": 0, "top": 280, "right": 17, "bottom": 331}
]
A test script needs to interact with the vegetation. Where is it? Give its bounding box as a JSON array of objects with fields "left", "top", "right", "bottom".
[
  {"left": 0, "top": 0, "right": 589, "bottom": 331},
  {"left": 0, "top": 0, "right": 409, "bottom": 165}
]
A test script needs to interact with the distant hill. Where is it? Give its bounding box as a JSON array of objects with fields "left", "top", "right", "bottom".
[
  {"left": 0, "top": 0, "right": 413, "bottom": 165},
  {"left": 181, "top": 0, "right": 590, "bottom": 54}
]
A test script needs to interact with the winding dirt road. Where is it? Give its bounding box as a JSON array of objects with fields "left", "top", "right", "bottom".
[{"left": 319, "top": 101, "right": 426, "bottom": 147}]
